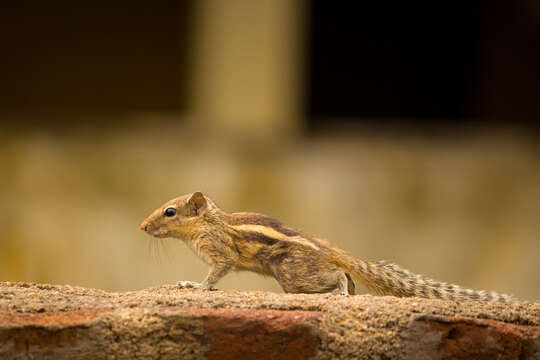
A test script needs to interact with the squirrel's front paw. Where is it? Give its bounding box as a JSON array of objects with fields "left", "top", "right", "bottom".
[
  {"left": 177, "top": 281, "right": 203, "bottom": 289},
  {"left": 177, "top": 281, "right": 217, "bottom": 291}
]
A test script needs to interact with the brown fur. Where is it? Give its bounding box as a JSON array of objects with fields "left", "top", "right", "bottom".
[{"left": 140, "top": 192, "right": 518, "bottom": 302}]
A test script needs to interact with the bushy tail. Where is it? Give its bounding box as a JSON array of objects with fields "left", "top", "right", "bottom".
[{"left": 335, "top": 254, "right": 517, "bottom": 302}]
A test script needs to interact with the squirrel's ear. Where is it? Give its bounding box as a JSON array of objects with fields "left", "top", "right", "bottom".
[{"left": 188, "top": 192, "right": 207, "bottom": 215}]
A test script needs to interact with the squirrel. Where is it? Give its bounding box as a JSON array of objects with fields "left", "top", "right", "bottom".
[{"left": 140, "top": 192, "right": 517, "bottom": 302}]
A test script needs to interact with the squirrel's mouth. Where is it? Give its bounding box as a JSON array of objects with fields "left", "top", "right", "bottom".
[
  {"left": 146, "top": 227, "right": 169, "bottom": 238},
  {"left": 140, "top": 221, "right": 169, "bottom": 238},
  {"left": 152, "top": 230, "right": 169, "bottom": 238}
]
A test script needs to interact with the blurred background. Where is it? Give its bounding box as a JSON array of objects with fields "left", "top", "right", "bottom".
[{"left": 1, "top": 1, "right": 539, "bottom": 300}]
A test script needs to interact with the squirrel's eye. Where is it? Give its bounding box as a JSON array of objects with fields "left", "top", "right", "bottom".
[{"left": 164, "top": 207, "right": 176, "bottom": 217}]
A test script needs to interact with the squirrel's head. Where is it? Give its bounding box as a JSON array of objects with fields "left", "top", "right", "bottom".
[{"left": 140, "top": 192, "right": 214, "bottom": 240}]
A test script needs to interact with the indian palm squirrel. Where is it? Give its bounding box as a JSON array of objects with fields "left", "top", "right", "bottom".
[{"left": 140, "top": 192, "right": 517, "bottom": 302}]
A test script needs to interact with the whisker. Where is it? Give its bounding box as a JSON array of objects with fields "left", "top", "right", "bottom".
[
  {"left": 159, "top": 238, "right": 173, "bottom": 263},
  {"left": 148, "top": 239, "right": 161, "bottom": 264},
  {"left": 147, "top": 238, "right": 173, "bottom": 264}
]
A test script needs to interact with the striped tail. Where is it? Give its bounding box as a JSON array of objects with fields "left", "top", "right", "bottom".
[{"left": 336, "top": 255, "right": 517, "bottom": 302}]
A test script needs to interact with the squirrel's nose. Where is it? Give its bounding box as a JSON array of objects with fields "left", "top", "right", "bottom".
[{"left": 139, "top": 221, "right": 148, "bottom": 232}]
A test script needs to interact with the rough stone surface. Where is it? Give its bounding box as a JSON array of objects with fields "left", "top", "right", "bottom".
[{"left": 0, "top": 282, "right": 538, "bottom": 359}]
